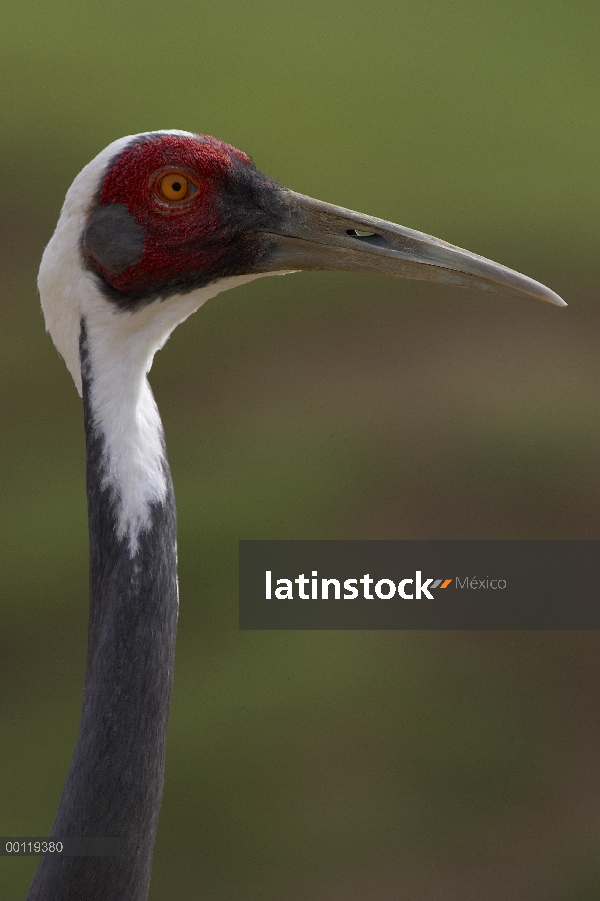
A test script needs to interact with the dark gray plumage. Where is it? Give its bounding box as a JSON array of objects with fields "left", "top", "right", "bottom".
[
  {"left": 83, "top": 203, "right": 146, "bottom": 275},
  {"left": 26, "top": 323, "right": 178, "bottom": 901}
]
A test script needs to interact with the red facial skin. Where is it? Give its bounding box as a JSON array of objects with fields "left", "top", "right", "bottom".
[{"left": 94, "top": 134, "right": 256, "bottom": 294}]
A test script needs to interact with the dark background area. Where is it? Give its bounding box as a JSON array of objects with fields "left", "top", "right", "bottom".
[{"left": 2, "top": 2, "right": 600, "bottom": 898}]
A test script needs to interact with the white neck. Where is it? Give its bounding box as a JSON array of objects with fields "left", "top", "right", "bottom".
[{"left": 80, "top": 274, "right": 269, "bottom": 553}]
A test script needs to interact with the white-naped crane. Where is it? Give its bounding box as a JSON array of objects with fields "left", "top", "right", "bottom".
[{"left": 26, "top": 130, "right": 565, "bottom": 901}]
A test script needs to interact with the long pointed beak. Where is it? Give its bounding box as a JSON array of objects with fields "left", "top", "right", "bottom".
[{"left": 255, "top": 190, "right": 566, "bottom": 307}]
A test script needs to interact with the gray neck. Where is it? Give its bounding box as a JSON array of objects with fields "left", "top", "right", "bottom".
[{"left": 26, "top": 322, "right": 179, "bottom": 901}]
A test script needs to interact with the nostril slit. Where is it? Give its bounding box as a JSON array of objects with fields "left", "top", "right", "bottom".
[
  {"left": 347, "top": 229, "right": 377, "bottom": 238},
  {"left": 346, "top": 229, "right": 390, "bottom": 248}
]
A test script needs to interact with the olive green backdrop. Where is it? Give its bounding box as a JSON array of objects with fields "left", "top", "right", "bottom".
[{"left": 2, "top": 1, "right": 600, "bottom": 898}]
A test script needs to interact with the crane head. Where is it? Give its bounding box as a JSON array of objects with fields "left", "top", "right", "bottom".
[
  {"left": 81, "top": 132, "right": 287, "bottom": 305},
  {"left": 39, "top": 130, "right": 565, "bottom": 394}
]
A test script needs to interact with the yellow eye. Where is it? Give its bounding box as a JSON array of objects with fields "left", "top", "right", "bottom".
[{"left": 158, "top": 172, "right": 196, "bottom": 201}]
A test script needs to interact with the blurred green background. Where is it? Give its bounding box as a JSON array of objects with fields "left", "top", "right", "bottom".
[{"left": 2, "top": 1, "right": 600, "bottom": 898}]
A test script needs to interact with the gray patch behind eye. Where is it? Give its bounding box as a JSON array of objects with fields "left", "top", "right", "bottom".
[{"left": 83, "top": 203, "right": 146, "bottom": 274}]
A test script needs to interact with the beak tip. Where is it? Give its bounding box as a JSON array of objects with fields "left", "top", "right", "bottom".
[{"left": 546, "top": 290, "right": 568, "bottom": 308}]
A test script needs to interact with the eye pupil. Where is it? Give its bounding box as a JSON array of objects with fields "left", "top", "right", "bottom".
[{"left": 172, "top": 182, "right": 182, "bottom": 192}]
